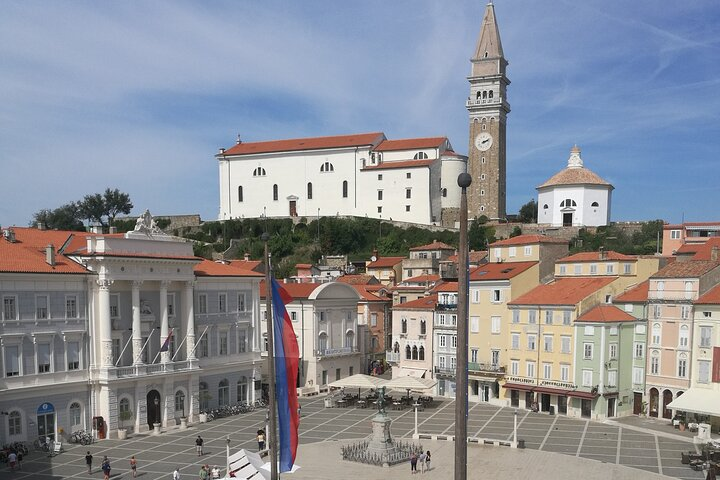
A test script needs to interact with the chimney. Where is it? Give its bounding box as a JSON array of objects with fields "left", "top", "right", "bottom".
[
  {"left": 6, "top": 228, "right": 16, "bottom": 243},
  {"left": 218, "top": 147, "right": 226, "bottom": 154},
  {"left": 109, "top": 226, "right": 117, "bottom": 234},
  {"left": 46, "top": 244, "right": 56, "bottom": 267},
  {"left": 599, "top": 247, "right": 607, "bottom": 260},
  {"left": 37, "top": 223, "right": 46, "bottom": 231},
  {"left": 92, "top": 225, "right": 103, "bottom": 234},
  {"left": 244, "top": 252, "right": 250, "bottom": 261},
  {"left": 712, "top": 246, "right": 719, "bottom": 262},
  {"left": 87, "top": 236, "right": 96, "bottom": 254}
]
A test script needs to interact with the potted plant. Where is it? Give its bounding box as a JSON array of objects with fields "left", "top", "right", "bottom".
[{"left": 118, "top": 410, "right": 133, "bottom": 439}]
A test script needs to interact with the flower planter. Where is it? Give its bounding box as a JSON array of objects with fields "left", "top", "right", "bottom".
[
  {"left": 180, "top": 417, "right": 188, "bottom": 430},
  {"left": 118, "top": 429, "right": 128, "bottom": 440},
  {"left": 199, "top": 413, "right": 207, "bottom": 424}
]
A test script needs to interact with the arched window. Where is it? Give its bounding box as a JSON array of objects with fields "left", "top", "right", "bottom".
[
  {"left": 307, "top": 182, "right": 313, "bottom": 200},
  {"left": 685, "top": 281, "right": 693, "bottom": 300},
  {"left": 412, "top": 346, "right": 418, "bottom": 360},
  {"left": 476, "top": 91, "right": 481, "bottom": 100},
  {"left": 253, "top": 167, "right": 266, "bottom": 177},
  {"left": 419, "top": 346, "right": 425, "bottom": 361},
  {"left": 273, "top": 184, "right": 278, "bottom": 201},
  {"left": 591, "top": 201, "right": 599, "bottom": 207},
  {"left": 345, "top": 331, "right": 355, "bottom": 349},
  {"left": 420, "top": 320, "right": 426, "bottom": 335},
  {"left": 218, "top": 379, "right": 229, "bottom": 406},
  {"left": 8, "top": 411, "right": 21, "bottom": 435},
  {"left": 119, "top": 398, "right": 130, "bottom": 423},
  {"left": 320, "top": 162, "right": 334, "bottom": 172},
  {"left": 237, "top": 376, "right": 248, "bottom": 403},
  {"left": 318, "top": 332, "right": 328, "bottom": 352},
  {"left": 393, "top": 341, "right": 400, "bottom": 353},
  {"left": 482, "top": 91, "right": 487, "bottom": 99},
  {"left": 342, "top": 180, "right": 348, "bottom": 198},
  {"left": 413, "top": 152, "right": 428, "bottom": 160},
  {"left": 442, "top": 188, "right": 447, "bottom": 198},
  {"left": 560, "top": 199, "right": 577, "bottom": 207},
  {"left": 401, "top": 318, "right": 407, "bottom": 334},
  {"left": 70, "top": 402, "right": 82, "bottom": 427},
  {"left": 679, "top": 325, "right": 689, "bottom": 348},
  {"left": 199, "top": 382, "right": 209, "bottom": 410},
  {"left": 174, "top": 391, "right": 185, "bottom": 414},
  {"left": 405, "top": 345, "right": 411, "bottom": 359},
  {"left": 543, "top": 204, "right": 549, "bottom": 209},
  {"left": 238, "top": 186, "right": 243, "bottom": 202},
  {"left": 488, "top": 90, "right": 494, "bottom": 98}
]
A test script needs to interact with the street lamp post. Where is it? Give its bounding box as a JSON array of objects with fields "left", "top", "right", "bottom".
[
  {"left": 454, "top": 172, "right": 471, "bottom": 480},
  {"left": 414, "top": 403, "right": 419, "bottom": 437},
  {"left": 179, "top": 392, "right": 185, "bottom": 419},
  {"left": 513, "top": 409, "right": 518, "bottom": 448},
  {"left": 154, "top": 397, "right": 160, "bottom": 432},
  {"left": 262, "top": 232, "right": 279, "bottom": 480},
  {"left": 226, "top": 436, "right": 231, "bottom": 476}
]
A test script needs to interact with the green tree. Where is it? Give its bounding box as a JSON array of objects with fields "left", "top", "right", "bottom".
[
  {"left": 518, "top": 200, "right": 537, "bottom": 223},
  {"left": 469, "top": 217, "right": 495, "bottom": 251},
  {"left": 31, "top": 203, "right": 85, "bottom": 231},
  {"left": 103, "top": 188, "right": 134, "bottom": 224},
  {"left": 78, "top": 193, "right": 106, "bottom": 226}
]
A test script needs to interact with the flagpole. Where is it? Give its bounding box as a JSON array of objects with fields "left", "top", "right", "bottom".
[
  {"left": 137, "top": 328, "right": 157, "bottom": 364},
  {"left": 151, "top": 328, "right": 173, "bottom": 365},
  {"left": 187, "top": 325, "right": 210, "bottom": 359},
  {"left": 171, "top": 333, "right": 188, "bottom": 362},
  {"left": 262, "top": 232, "right": 279, "bottom": 480},
  {"left": 114, "top": 333, "right": 134, "bottom": 366}
]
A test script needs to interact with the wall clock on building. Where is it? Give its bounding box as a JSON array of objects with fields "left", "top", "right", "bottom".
[{"left": 474, "top": 132, "right": 493, "bottom": 151}]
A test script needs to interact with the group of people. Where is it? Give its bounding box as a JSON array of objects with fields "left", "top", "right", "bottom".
[
  {"left": 409, "top": 450, "right": 432, "bottom": 474},
  {"left": 83, "top": 453, "right": 136, "bottom": 479},
  {"left": 6, "top": 449, "right": 23, "bottom": 470}
]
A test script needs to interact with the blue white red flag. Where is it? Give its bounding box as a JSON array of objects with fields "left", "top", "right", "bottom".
[
  {"left": 271, "top": 278, "right": 300, "bottom": 473},
  {"left": 160, "top": 329, "right": 173, "bottom": 352}
]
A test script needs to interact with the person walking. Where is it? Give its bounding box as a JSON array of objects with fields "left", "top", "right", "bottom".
[
  {"left": 130, "top": 455, "right": 138, "bottom": 478},
  {"left": 424, "top": 450, "right": 431, "bottom": 471},
  {"left": 410, "top": 452, "right": 418, "bottom": 474},
  {"left": 257, "top": 430, "right": 266, "bottom": 450},
  {"left": 199, "top": 465, "right": 208, "bottom": 480},
  {"left": 85, "top": 451, "right": 93, "bottom": 473},
  {"left": 211, "top": 466, "right": 220, "bottom": 479},
  {"left": 173, "top": 467, "right": 181, "bottom": 480},
  {"left": 101, "top": 456, "right": 111, "bottom": 480},
  {"left": 16, "top": 450, "right": 23, "bottom": 470},
  {"left": 196, "top": 435, "right": 204, "bottom": 456},
  {"left": 418, "top": 451, "right": 427, "bottom": 473},
  {"left": 8, "top": 451, "right": 17, "bottom": 471}
]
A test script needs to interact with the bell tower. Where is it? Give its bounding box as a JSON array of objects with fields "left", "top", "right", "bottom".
[{"left": 467, "top": 1, "right": 510, "bottom": 220}]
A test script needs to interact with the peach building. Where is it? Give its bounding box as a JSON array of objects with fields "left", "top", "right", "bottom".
[{"left": 662, "top": 221, "right": 720, "bottom": 256}]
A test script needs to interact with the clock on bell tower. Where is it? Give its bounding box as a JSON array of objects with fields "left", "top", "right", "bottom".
[{"left": 467, "top": 1, "right": 510, "bottom": 220}]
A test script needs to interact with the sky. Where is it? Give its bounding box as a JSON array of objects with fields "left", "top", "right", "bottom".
[{"left": 2, "top": 0, "right": 720, "bottom": 227}]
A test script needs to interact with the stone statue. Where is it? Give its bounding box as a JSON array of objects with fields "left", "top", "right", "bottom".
[
  {"left": 376, "top": 386, "right": 387, "bottom": 415},
  {"left": 133, "top": 209, "right": 162, "bottom": 235}
]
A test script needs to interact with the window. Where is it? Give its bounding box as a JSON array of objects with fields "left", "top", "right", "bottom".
[
  {"left": 273, "top": 184, "right": 278, "bottom": 201},
  {"left": 37, "top": 343, "right": 51, "bottom": 373},
  {"left": 634, "top": 342, "right": 644, "bottom": 359},
  {"left": 584, "top": 326, "right": 595, "bottom": 336},
  {"left": 511, "top": 333, "right": 520, "bottom": 350},
  {"left": 543, "top": 335, "right": 553, "bottom": 352},
  {"left": 167, "top": 293, "right": 175, "bottom": 317},
  {"left": 307, "top": 182, "right": 313, "bottom": 199},
  {"left": 609, "top": 343, "right": 618, "bottom": 359},
  {"left": 253, "top": 167, "right": 266, "bottom": 177},
  {"left": 583, "top": 343, "right": 593, "bottom": 359},
  {"left": 238, "top": 186, "right": 243, "bottom": 202},
  {"left": 238, "top": 330, "right": 247, "bottom": 353},
  {"left": 527, "top": 334, "right": 536, "bottom": 351},
  {"left": 590, "top": 264, "right": 597, "bottom": 275},
  {"left": 36, "top": 295, "right": 49, "bottom": 319},
  {"left": 559, "top": 265, "right": 567, "bottom": 275},
  {"left": 582, "top": 369, "right": 593, "bottom": 387},
  {"left": 377, "top": 174, "right": 382, "bottom": 180},
  {"left": 574, "top": 264, "right": 582, "bottom": 275},
  {"left": 528, "top": 310, "right": 536, "bottom": 324},
  {"left": 650, "top": 350, "right": 660, "bottom": 374},
  {"left": 491, "top": 316, "right": 501, "bottom": 334},
  {"left": 198, "top": 334, "right": 209, "bottom": 358},
  {"left": 591, "top": 201, "right": 599, "bottom": 207},
  {"left": 526, "top": 361, "right": 536, "bottom": 378},
  {"left": 509, "top": 247, "right": 516, "bottom": 257},
  {"left": 623, "top": 263, "right": 632, "bottom": 274},
  {"left": 439, "top": 335, "right": 446, "bottom": 348},
  {"left": 563, "top": 311, "right": 571, "bottom": 325},
  {"left": 561, "top": 336, "right": 571, "bottom": 354},
  {"left": 4, "top": 345, "right": 20, "bottom": 376},
  {"left": 218, "top": 379, "right": 229, "bottom": 406},
  {"left": 635, "top": 324, "right": 646, "bottom": 334},
  {"left": 377, "top": 190, "right": 383, "bottom": 201},
  {"left": 345, "top": 331, "right": 354, "bottom": 349},
  {"left": 419, "top": 346, "right": 425, "bottom": 361},
  {"left": 70, "top": 402, "right": 81, "bottom": 427},
  {"left": 698, "top": 361, "right": 711, "bottom": 384},
  {"left": 470, "top": 316, "right": 480, "bottom": 333},
  {"left": 450, "top": 357, "right": 457, "bottom": 369},
  {"left": 512, "top": 310, "right": 520, "bottom": 324},
  {"left": 681, "top": 305, "right": 690, "bottom": 319},
  {"left": 609, "top": 326, "right": 618, "bottom": 335},
  {"left": 670, "top": 229, "right": 681, "bottom": 239},
  {"left": 199, "top": 382, "right": 209, "bottom": 410},
  {"left": 406, "top": 188, "right": 412, "bottom": 199},
  {"left": 543, "top": 363, "right": 552, "bottom": 380},
  {"left": 607, "top": 370, "right": 617, "bottom": 387},
  {"left": 560, "top": 199, "right": 577, "bottom": 207},
  {"left": 700, "top": 326, "right": 712, "bottom": 347},
  {"left": 606, "top": 264, "right": 614, "bottom": 274},
  {"left": 524, "top": 246, "right": 532, "bottom": 256},
  {"left": 677, "top": 354, "right": 687, "bottom": 378},
  {"left": 320, "top": 161, "right": 334, "bottom": 172},
  {"left": 219, "top": 331, "right": 228, "bottom": 355},
  {"left": 198, "top": 294, "right": 207, "bottom": 314},
  {"left": 66, "top": 296, "right": 78, "bottom": 318},
  {"left": 406, "top": 172, "right": 412, "bottom": 179},
  {"left": 492, "top": 289, "right": 501, "bottom": 303},
  {"left": 67, "top": 341, "right": 80, "bottom": 370},
  {"left": 510, "top": 360, "right": 519, "bottom": 376},
  {"left": 704, "top": 311, "right": 712, "bottom": 318},
  {"left": 685, "top": 281, "right": 693, "bottom": 300},
  {"left": 218, "top": 293, "right": 227, "bottom": 313},
  {"left": 472, "top": 289, "right": 480, "bottom": 304},
  {"left": 405, "top": 205, "right": 411, "bottom": 212},
  {"left": 236, "top": 293, "right": 246, "bottom": 312},
  {"left": 401, "top": 318, "right": 407, "bottom": 334},
  {"left": 3, "top": 296, "right": 17, "bottom": 320},
  {"left": 439, "top": 356, "right": 446, "bottom": 368},
  {"left": 413, "top": 152, "right": 428, "bottom": 159},
  {"left": 471, "top": 348, "right": 478, "bottom": 363},
  {"left": 371, "top": 313, "right": 378, "bottom": 327},
  {"left": 406, "top": 345, "right": 412, "bottom": 359},
  {"left": 451, "top": 335, "right": 457, "bottom": 348},
  {"left": 318, "top": 333, "right": 328, "bottom": 352},
  {"left": 560, "top": 364, "right": 570, "bottom": 381},
  {"left": 412, "top": 346, "right": 418, "bottom": 360},
  {"left": 442, "top": 188, "right": 447, "bottom": 197},
  {"left": 342, "top": 180, "right": 348, "bottom": 198},
  {"left": 633, "top": 366, "right": 644, "bottom": 384},
  {"left": 651, "top": 323, "right": 661, "bottom": 345},
  {"left": 119, "top": 397, "right": 130, "bottom": 419},
  {"left": 377, "top": 206, "right": 382, "bottom": 214},
  {"left": 175, "top": 391, "right": 185, "bottom": 413},
  {"left": 544, "top": 310, "right": 553, "bottom": 325},
  {"left": 679, "top": 325, "right": 689, "bottom": 348}
]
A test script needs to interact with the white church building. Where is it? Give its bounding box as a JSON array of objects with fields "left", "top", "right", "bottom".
[
  {"left": 216, "top": 133, "right": 467, "bottom": 227},
  {"left": 537, "top": 146, "right": 613, "bottom": 227}
]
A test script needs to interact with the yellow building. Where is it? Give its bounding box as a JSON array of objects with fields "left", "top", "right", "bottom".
[{"left": 554, "top": 250, "right": 665, "bottom": 292}]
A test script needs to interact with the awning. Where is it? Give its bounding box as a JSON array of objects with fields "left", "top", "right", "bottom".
[
  {"left": 667, "top": 388, "right": 720, "bottom": 417},
  {"left": 398, "top": 367, "right": 427, "bottom": 378},
  {"left": 502, "top": 382, "right": 535, "bottom": 392},
  {"left": 534, "top": 386, "right": 598, "bottom": 399}
]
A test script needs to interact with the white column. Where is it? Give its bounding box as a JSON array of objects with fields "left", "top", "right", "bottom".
[
  {"left": 598, "top": 325, "right": 606, "bottom": 396},
  {"left": 160, "top": 281, "right": 170, "bottom": 364},
  {"left": 326, "top": 311, "right": 332, "bottom": 349},
  {"left": 132, "top": 281, "right": 143, "bottom": 365},
  {"left": 98, "top": 280, "right": 113, "bottom": 367},
  {"left": 342, "top": 312, "right": 347, "bottom": 349},
  {"left": 184, "top": 281, "right": 196, "bottom": 360}
]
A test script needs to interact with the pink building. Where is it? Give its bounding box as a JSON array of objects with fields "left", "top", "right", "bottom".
[{"left": 662, "top": 222, "right": 720, "bottom": 256}]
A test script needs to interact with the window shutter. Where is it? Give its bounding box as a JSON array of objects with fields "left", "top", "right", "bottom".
[{"left": 713, "top": 347, "right": 720, "bottom": 383}]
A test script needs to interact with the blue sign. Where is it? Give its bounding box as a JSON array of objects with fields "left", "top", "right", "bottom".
[{"left": 37, "top": 403, "right": 55, "bottom": 414}]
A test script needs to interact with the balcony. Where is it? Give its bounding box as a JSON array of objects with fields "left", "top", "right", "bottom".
[
  {"left": 315, "top": 346, "right": 359, "bottom": 358},
  {"left": 435, "top": 303, "right": 458, "bottom": 311},
  {"left": 0, "top": 369, "right": 88, "bottom": 391},
  {"left": 104, "top": 359, "right": 200, "bottom": 379},
  {"left": 468, "top": 362, "right": 505, "bottom": 375},
  {"left": 434, "top": 366, "right": 456, "bottom": 378},
  {"left": 386, "top": 351, "right": 400, "bottom": 363}
]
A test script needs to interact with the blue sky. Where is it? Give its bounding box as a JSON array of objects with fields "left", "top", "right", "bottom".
[{"left": 2, "top": 0, "right": 720, "bottom": 227}]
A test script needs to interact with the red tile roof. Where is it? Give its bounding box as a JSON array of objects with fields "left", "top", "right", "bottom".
[
  {"left": 687, "top": 238, "right": 720, "bottom": 260},
  {"left": 401, "top": 274, "right": 440, "bottom": 284},
  {"left": 695, "top": 283, "right": 720, "bottom": 304},
  {"left": 221, "top": 132, "right": 385, "bottom": 156},
  {"left": 0, "top": 240, "right": 90, "bottom": 274},
  {"left": 194, "top": 259, "right": 263, "bottom": 277},
  {"left": 432, "top": 281, "right": 458, "bottom": 293},
  {"left": 538, "top": 166, "right": 612, "bottom": 188},
  {"left": 410, "top": 241, "right": 455, "bottom": 251},
  {"left": 394, "top": 294, "right": 438, "bottom": 311},
  {"left": 509, "top": 277, "right": 616, "bottom": 306},
  {"left": 651, "top": 260, "right": 720, "bottom": 279},
  {"left": 576, "top": 305, "right": 636, "bottom": 323},
  {"left": 373, "top": 137, "right": 447, "bottom": 152},
  {"left": 614, "top": 280, "right": 649, "bottom": 303},
  {"left": 353, "top": 285, "right": 389, "bottom": 302},
  {"left": 675, "top": 244, "right": 703, "bottom": 254},
  {"left": 490, "top": 234, "right": 568, "bottom": 247},
  {"left": 367, "top": 257, "right": 405, "bottom": 268},
  {"left": 361, "top": 159, "right": 434, "bottom": 170},
  {"left": 469, "top": 261, "right": 537, "bottom": 281},
  {"left": 259, "top": 281, "right": 320, "bottom": 300},
  {"left": 337, "top": 275, "right": 380, "bottom": 285},
  {"left": 295, "top": 264, "right": 312, "bottom": 269},
  {"left": 558, "top": 251, "right": 636, "bottom": 263},
  {"left": 448, "top": 250, "right": 488, "bottom": 264},
  {"left": 9, "top": 227, "right": 77, "bottom": 249}
]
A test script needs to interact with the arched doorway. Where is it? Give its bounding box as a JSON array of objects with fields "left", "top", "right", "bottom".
[
  {"left": 662, "top": 389, "right": 673, "bottom": 419},
  {"left": 37, "top": 402, "right": 56, "bottom": 441},
  {"left": 649, "top": 388, "right": 659, "bottom": 417},
  {"left": 146, "top": 390, "right": 161, "bottom": 428}
]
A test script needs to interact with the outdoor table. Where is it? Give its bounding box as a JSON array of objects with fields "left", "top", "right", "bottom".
[
  {"left": 357, "top": 400, "right": 367, "bottom": 408},
  {"left": 392, "top": 401, "right": 403, "bottom": 410},
  {"left": 336, "top": 399, "right": 347, "bottom": 408},
  {"left": 413, "top": 402, "right": 424, "bottom": 412}
]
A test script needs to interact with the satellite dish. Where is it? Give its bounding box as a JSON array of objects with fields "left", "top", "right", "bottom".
[{"left": 370, "top": 255, "right": 377, "bottom": 262}]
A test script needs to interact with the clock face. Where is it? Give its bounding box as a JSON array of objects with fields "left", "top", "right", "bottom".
[{"left": 475, "top": 132, "right": 493, "bottom": 151}]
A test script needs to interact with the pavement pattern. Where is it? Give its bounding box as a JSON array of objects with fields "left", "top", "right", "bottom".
[{"left": 3, "top": 395, "right": 710, "bottom": 480}]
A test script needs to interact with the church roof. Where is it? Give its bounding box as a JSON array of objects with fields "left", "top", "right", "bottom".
[
  {"left": 220, "top": 132, "right": 385, "bottom": 156},
  {"left": 473, "top": 3, "right": 504, "bottom": 60},
  {"left": 537, "top": 146, "right": 613, "bottom": 189},
  {"left": 374, "top": 137, "right": 447, "bottom": 152}
]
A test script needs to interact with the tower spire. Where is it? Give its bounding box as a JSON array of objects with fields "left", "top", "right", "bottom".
[{"left": 472, "top": 2, "right": 504, "bottom": 68}]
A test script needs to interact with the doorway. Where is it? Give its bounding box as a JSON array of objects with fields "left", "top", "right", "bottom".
[
  {"left": 581, "top": 399, "right": 592, "bottom": 418},
  {"left": 37, "top": 403, "right": 56, "bottom": 441},
  {"left": 558, "top": 396, "right": 567, "bottom": 414},
  {"left": 146, "top": 390, "right": 161, "bottom": 429},
  {"left": 525, "top": 391, "right": 534, "bottom": 409},
  {"left": 662, "top": 390, "right": 673, "bottom": 419},
  {"left": 540, "top": 394, "right": 551, "bottom": 412},
  {"left": 510, "top": 390, "right": 519, "bottom": 408},
  {"left": 289, "top": 200, "right": 297, "bottom": 217},
  {"left": 482, "top": 385, "right": 490, "bottom": 402},
  {"left": 563, "top": 212, "right": 573, "bottom": 227},
  {"left": 649, "top": 388, "right": 659, "bottom": 417},
  {"left": 633, "top": 392, "right": 643, "bottom": 415},
  {"left": 607, "top": 397, "right": 616, "bottom": 417}
]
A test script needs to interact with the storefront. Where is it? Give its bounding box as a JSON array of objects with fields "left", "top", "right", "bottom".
[{"left": 36, "top": 402, "right": 56, "bottom": 442}]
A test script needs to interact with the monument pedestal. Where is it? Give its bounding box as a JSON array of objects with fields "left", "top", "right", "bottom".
[{"left": 366, "top": 413, "right": 403, "bottom": 467}]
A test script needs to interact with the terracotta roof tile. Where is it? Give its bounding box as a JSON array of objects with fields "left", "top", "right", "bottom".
[
  {"left": 401, "top": 274, "right": 440, "bottom": 284},
  {"left": 490, "top": 235, "right": 568, "bottom": 247},
  {"left": 260, "top": 281, "right": 319, "bottom": 300},
  {"left": 221, "top": 132, "right": 385, "bottom": 156},
  {"left": 393, "top": 294, "right": 438, "bottom": 311},
  {"left": 361, "top": 159, "right": 434, "bottom": 170},
  {"left": 0, "top": 240, "right": 90, "bottom": 274},
  {"left": 353, "top": 285, "right": 389, "bottom": 302},
  {"left": 651, "top": 260, "right": 720, "bottom": 279},
  {"left": 614, "top": 280, "right": 649, "bottom": 303},
  {"left": 373, "top": 137, "right": 447, "bottom": 152},
  {"left": 337, "top": 275, "right": 379, "bottom": 285},
  {"left": 367, "top": 257, "right": 405, "bottom": 268},
  {"left": 469, "top": 261, "right": 537, "bottom": 281},
  {"left": 409, "top": 241, "right": 455, "bottom": 251},
  {"left": 686, "top": 238, "right": 720, "bottom": 260},
  {"left": 576, "top": 305, "right": 636, "bottom": 323},
  {"left": 558, "top": 251, "right": 636, "bottom": 263},
  {"left": 194, "top": 259, "right": 263, "bottom": 277},
  {"left": 509, "top": 277, "right": 616, "bottom": 306},
  {"left": 447, "top": 250, "right": 488, "bottom": 264},
  {"left": 695, "top": 283, "right": 720, "bottom": 304},
  {"left": 537, "top": 166, "right": 612, "bottom": 188}
]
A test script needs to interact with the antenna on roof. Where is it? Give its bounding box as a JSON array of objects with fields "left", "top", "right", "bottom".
[{"left": 236, "top": 134, "right": 242, "bottom": 145}]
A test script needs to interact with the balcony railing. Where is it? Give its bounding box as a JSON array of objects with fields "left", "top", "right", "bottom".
[
  {"left": 315, "top": 346, "right": 358, "bottom": 358},
  {"left": 436, "top": 303, "right": 458, "bottom": 311},
  {"left": 468, "top": 362, "right": 505, "bottom": 374},
  {"left": 108, "top": 359, "right": 199, "bottom": 379},
  {"left": 434, "top": 366, "right": 456, "bottom": 377},
  {"left": 386, "top": 351, "right": 400, "bottom": 363}
]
